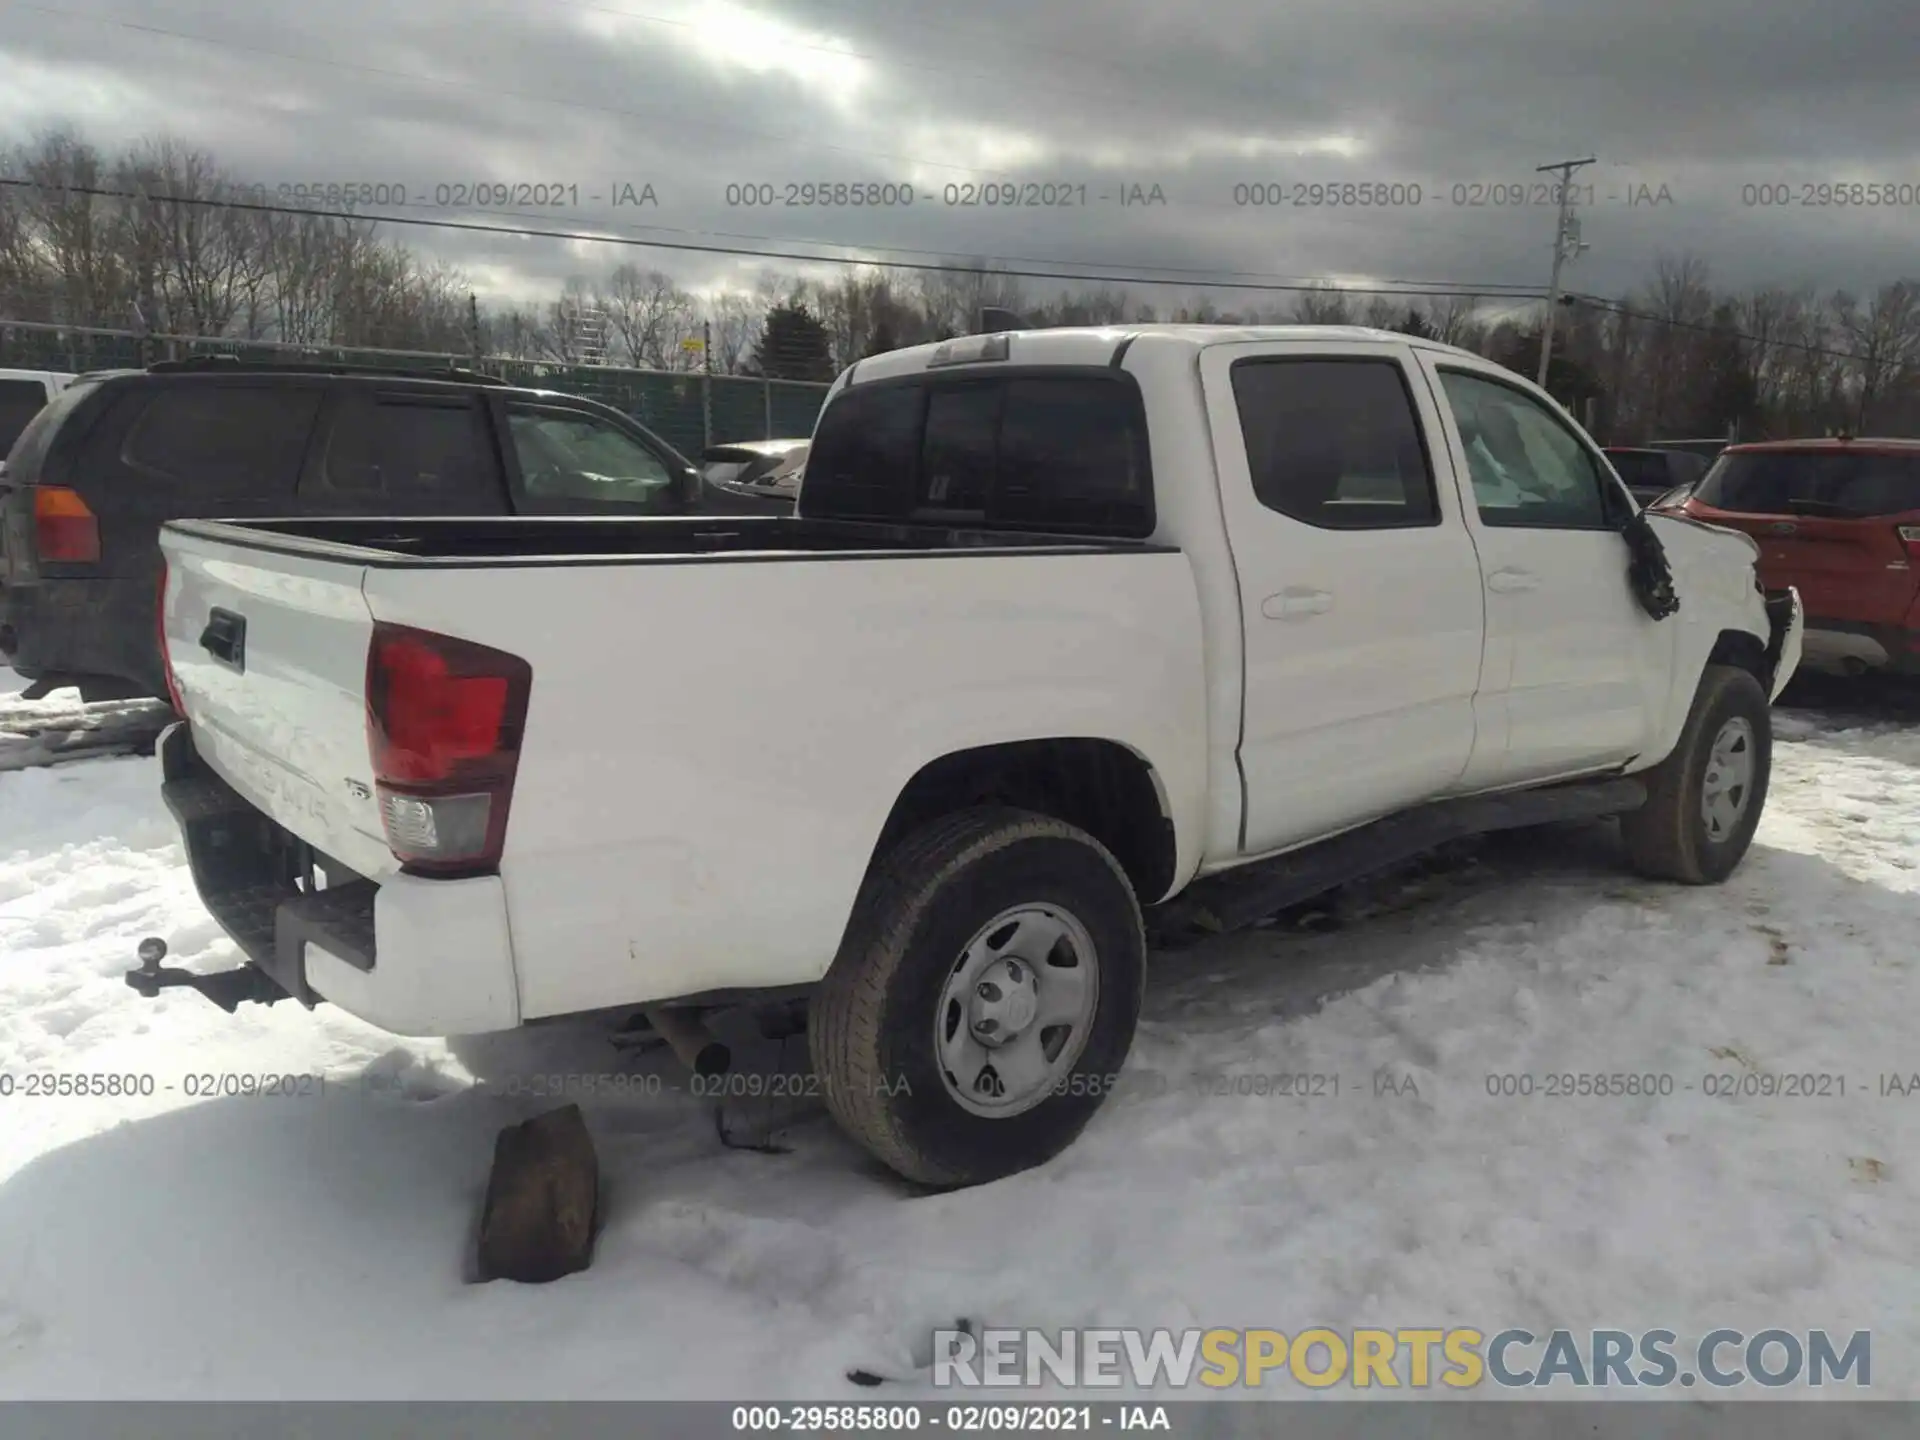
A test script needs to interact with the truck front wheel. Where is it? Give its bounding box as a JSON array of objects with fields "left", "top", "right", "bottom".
[
  {"left": 810, "top": 807, "right": 1146, "bottom": 1189},
  {"left": 1620, "top": 663, "right": 1772, "bottom": 884}
]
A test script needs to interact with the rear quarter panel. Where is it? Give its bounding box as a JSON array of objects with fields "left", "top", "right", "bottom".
[{"left": 363, "top": 548, "right": 1210, "bottom": 1019}]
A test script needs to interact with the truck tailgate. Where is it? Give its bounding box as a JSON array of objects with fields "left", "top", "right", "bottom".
[{"left": 161, "top": 525, "right": 393, "bottom": 879}]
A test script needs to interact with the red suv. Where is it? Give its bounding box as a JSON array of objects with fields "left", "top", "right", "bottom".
[{"left": 1675, "top": 437, "right": 1920, "bottom": 676}]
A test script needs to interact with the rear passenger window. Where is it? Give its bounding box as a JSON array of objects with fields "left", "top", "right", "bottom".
[
  {"left": 122, "top": 386, "right": 321, "bottom": 497},
  {"left": 1230, "top": 359, "right": 1438, "bottom": 529},
  {"left": 316, "top": 396, "right": 497, "bottom": 504}
]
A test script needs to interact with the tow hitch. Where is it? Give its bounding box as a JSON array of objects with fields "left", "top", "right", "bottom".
[{"left": 124, "top": 936, "right": 290, "bottom": 1013}]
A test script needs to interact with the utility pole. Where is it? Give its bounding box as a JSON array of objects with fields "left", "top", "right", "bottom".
[
  {"left": 701, "top": 318, "right": 713, "bottom": 450},
  {"left": 1535, "top": 156, "right": 1595, "bottom": 388}
]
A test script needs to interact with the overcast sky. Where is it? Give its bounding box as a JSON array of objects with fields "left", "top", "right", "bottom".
[{"left": 2, "top": 0, "right": 1917, "bottom": 310}]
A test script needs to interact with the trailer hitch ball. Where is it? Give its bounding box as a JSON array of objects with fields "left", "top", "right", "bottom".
[{"left": 136, "top": 937, "right": 168, "bottom": 972}]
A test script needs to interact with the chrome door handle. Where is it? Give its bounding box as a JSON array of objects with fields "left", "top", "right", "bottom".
[
  {"left": 1262, "top": 588, "right": 1333, "bottom": 619},
  {"left": 1486, "top": 569, "right": 1537, "bottom": 593}
]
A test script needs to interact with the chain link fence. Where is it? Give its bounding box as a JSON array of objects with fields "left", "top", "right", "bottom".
[{"left": 0, "top": 320, "right": 831, "bottom": 457}]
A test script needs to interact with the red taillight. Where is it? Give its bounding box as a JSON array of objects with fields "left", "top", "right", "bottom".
[
  {"left": 365, "top": 623, "right": 531, "bottom": 875},
  {"left": 1899, "top": 524, "right": 1920, "bottom": 559},
  {"left": 34, "top": 487, "right": 99, "bottom": 563},
  {"left": 156, "top": 562, "right": 185, "bottom": 716}
]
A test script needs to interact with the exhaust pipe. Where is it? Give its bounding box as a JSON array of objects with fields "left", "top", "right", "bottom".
[{"left": 643, "top": 1007, "right": 731, "bottom": 1077}]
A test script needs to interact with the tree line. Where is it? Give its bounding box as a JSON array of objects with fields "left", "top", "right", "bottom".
[{"left": 4, "top": 129, "right": 1918, "bottom": 439}]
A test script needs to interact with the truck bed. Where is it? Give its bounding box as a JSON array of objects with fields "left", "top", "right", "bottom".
[
  {"left": 158, "top": 510, "right": 1210, "bottom": 1028},
  {"left": 165, "top": 515, "right": 1164, "bottom": 565}
]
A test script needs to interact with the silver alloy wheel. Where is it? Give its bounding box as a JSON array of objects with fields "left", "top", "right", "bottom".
[
  {"left": 1701, "top": 716, "right": 1756, "bottom": 842},
  {"left": 934, "top": 903, "right": 1101, "bottom": 1118}
]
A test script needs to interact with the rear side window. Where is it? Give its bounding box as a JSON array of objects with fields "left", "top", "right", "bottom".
[
  {"left": 1694, "top": 451, "right": 1920, "bottom": 517},
  {"left": 2, "top": 378, "right": 97, "bottom": 477},
  {"left": 123, "top": 385, "right": 321, "bottom": 497},
  {"left": 0, "top": 379, "right": 51, "bottom": 460},
  {"left": 315, "top": 395, "right": 497, "bottom": 504},
  {"left": 1230, "top": 359, "right": 1437, "bottom": 528},
  {"left": 803, "top": 373, "right": 1152, "bottom": 536}
]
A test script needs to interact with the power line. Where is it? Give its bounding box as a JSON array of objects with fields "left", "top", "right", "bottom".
[
  {"left": 343, "top": 194, "right": 1551, "bottom": 294},
  {"left": 1563, "top": 292, "right": 1879, "bottom": 366},
  {"left": 0, "top": 177, "right": 1552, "bottom": 301},
  {"left": 0, "top": 184, "right": 1891, "bottom": 365}
]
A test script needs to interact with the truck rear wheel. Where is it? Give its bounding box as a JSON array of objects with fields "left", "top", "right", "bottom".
[
  {"left": 810, "top": 807, "right": 1145, "bottom": 1189},
  {"left": 1620, "top": 663, "right": 1772, "bottom": 884}
]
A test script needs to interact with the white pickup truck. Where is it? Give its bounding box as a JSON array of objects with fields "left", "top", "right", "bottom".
[{"left": 142, "top": 325, "right": 1803, "bottom": 1189}]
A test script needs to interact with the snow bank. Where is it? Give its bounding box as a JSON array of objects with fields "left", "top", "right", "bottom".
[{"left": 0, "top": 701, "right": 1914, "bottom": 1399}]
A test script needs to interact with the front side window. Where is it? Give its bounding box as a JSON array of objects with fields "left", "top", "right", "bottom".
[
  {"left": 1438, "top": 370, "right": 1612, "bottom": 529},
  {"left": 506, "top": 408, "right": 677, "bottom": 510}
]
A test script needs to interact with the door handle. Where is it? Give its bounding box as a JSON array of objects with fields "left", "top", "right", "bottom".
[
  {"left": 1262, "top": 588, "right": 1333, "bottom": 620},
  {"left": 199, "top": 608, "right": 247, "bottom": 672},
  {"left": 1486, "top": 568, "right": 1537, "bottom": 594}
]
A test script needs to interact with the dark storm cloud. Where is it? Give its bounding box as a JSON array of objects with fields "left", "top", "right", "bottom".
[{"left": 3, "top": 0, "right": 1917, "bottom": 305}]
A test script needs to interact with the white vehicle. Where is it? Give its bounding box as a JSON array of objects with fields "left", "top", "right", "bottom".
[
  {"left": 0, "top": 369, "right": 76, "bottom": 474},
  {"left": 143, "top": 326, "right": 1803, "bottom": 1188}
]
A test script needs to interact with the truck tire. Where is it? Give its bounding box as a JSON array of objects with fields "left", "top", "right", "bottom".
[
  {"left": 810, "top": 807, "right": 1146, "bottom": 1189},
  {"left": 1620, "top": 663, "right": 1772, "bottom": 884}
]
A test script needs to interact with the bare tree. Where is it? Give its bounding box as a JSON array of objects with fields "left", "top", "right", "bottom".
[
  {"left": 1290, "top": 283, "right": 1355, "bottom": 325},
  {"left": 14, "top": 129, "right": 130, "bottom": 327},
  {"left": 114, "top": 138, "right": 269, "bottom": 337},
  {"left": 913, "top": 261, "right": 1025, "bottom": 340},
  {"left": 1835, "top": 281, "right": 1920, "bottom": 432},
  {"left": 599, "top": 263, "right": 695, "bottom": 369}
]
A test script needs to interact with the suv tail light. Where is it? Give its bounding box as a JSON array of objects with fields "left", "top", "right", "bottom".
[
  {"left": 156, "top": 562, "right": 185, "bottom": 716},
  {"left": 1899, "top": 525, "right": 1920, "bottom": 559},
  {"left": 365, "top": 623, "right": 532, "bottom": 875},
  {"left": 34, "top": 487, "right": 99, "bottom": 563}
]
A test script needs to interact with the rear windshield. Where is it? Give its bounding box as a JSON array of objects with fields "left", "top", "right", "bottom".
[
  {"left": 802, "top": 372, "right": 1153, "bottom": 537},
  {"left": 1, "top": 379, "right": 98, "bottom": 478},
  {"left": 1694, "top": 450, "right": 1920, "bottom": 517},
  {"left": 0, "top": 379, "right": 54, "bottom": 461}
]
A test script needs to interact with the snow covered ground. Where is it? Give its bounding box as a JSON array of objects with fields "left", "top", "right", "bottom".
[{"left": 0, "top": 665, "right": 1916, "bottom": 1400}]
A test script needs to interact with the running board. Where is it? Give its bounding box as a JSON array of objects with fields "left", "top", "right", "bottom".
[{"left": 1153, "top": 776, "right": 1647, "bottom": 938}]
